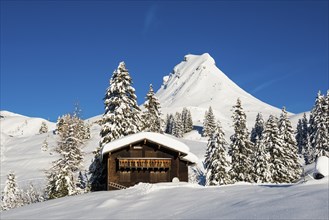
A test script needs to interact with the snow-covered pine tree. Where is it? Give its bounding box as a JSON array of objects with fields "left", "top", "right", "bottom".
[
  {"left": 39, "top": 121, "right": 48, "bottom": 134},
  {"left": 309, "top": 91, "right": 329, "bottom": 161},
  {"left": 296, "top": 118, "right": 304, "bottom": 155},
  {"left": 41, "top": 138, "right": 48, "bottom": 152},
  {"left": 142, "top": 84, "right": 162, "bottom": 133},
  {"left": 77, "top": 170, "right": 89, "bottom": 193},
  {"left": 165, "top": 114, "right": 175, "bottom": 134},
  {"left": 45, "top": 158, "right": 77, "bottom": 199},
  {"left": 229, "top": 99, "right": 254, "bottom": 183},
  {"left": 99, "top": 61, "right": 141, "bottom": 144},
  {"left": 46, "top": 113, "right": 86, "bottom": 199},
  {"left": 56, "top": 116, "right": 65, "bottom": 134},
  {"left": 181, "top": 108, "right": 193, "bottom": 133},
  {"left": 295, "top": 113, "right": 313, "bottom": 164},
  {"left": 265, "top": 115, "right": 288, "bottom": 183},
  {"left": 56, "top": 114, "right": 84, "bottom": 172},
  {"left": 252, "top": 116, "right": 275, "bottom": 183},
  {"left": 72, "top": 104, "right": 91, "bottom": 140},
  {"left": 278, "top": 107, "right": 302, "bottom": 183},
  {"left": 90, "top": 62, "right": 141, "bottom": 191},
  {"left": 172, "top": 112, "right": 183, "bottom": 138},
  {"left": 23, "top": 183, "right": 44, "bottom": 205},
  {"left": 181, "top": 108, "right": 188, "bottom": 133},
  {"left": 186, "top": 109, "right": 193, "bottom": 132},
  {"left": 253, "top": 138, "right": 272, "bottom": 183},
  {"left": 1, "top": 172, "right": 24, "bottom": 211},
  {"left": 205, "top": 121, "right": 231, "bottom": 186},
  {"left": 250, "top": 113, "right": 264, "bottom": 144},
  {"left": 202, "top": 107, "right": 216, "bottom": 137}
]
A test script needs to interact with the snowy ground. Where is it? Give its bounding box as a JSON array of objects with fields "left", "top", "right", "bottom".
[
  {"left": 1, "top": 179, "right": 328, "bottom": 219},
  {"left": 1, "top": 109, "right": 328, "bottom": 219}
]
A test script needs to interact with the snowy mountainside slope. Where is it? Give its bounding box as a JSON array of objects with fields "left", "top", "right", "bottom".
[
  {"left": 0, "top": 111, "right": 100, "bottom": 189},
  {"left": 0, "top": 110, "right": 56, "bottom": 138},
  {"left": 156, "top": 53, "right": 289, "bottom": 129}
]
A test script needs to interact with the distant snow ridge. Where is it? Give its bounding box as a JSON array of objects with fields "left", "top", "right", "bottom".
[
  {"left": 0, "top": 110, "right": 55, "bottom": 137},
  {"left": 156, "top": 53, "right": 286, "bottom": 128}
]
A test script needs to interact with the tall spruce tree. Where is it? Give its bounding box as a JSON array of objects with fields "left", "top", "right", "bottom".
[
  {"left": 182, "top": 108, "right": 193, "bottom": 133},
  {"left": 186, "top": 109, "right": 193, "bottom": 132},
  {"left": 229, "top": 99, "right": 254, "bottom": 183},
  {"left": 250, "top": 113, "right": 264, "bottom": 144},
  {"left": 46, "top": 113, "right": 86, "bottom": 199},
  {"left": 253, "top": 135, "right": 272, "bottom": 183},
  {"left": 172, "top": 112, "right": 183, "bottom": 138},
  {"left": 278, "top": 107, "right": 302, "bottom": 183},
  {"left": 1, "top": 172, "right": 24, "bottom": 211},
  {"left": 254, "top": 115, "right": 286, "bottom": 182},
  {"left": 165, "top": 114, "right": 175, "bottom": 134},
  {"left": 89, "top": 62, "right": 141, "bottom": 191},
  {"left": 142, "top": 84, "right": 162, "bottom": 133},
  {"left": 205, "top": 121, "right": 231, "bottom": 186},
  {"left": 203, "top": 106, "right": 216, "bottom": 137},
  {"left": 295, "top": 113, "right": 313, "bottom": 164},
  {"left": 56, "top": 114, "right": 84, "bottom": 171},
  {"left": 309, "top": 91, "right": 329, "bottom": 161}
]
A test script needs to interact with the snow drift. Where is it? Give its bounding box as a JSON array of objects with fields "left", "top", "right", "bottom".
[
  {"left": 1, "top": 180, "right": 328, "bottom": 219},
  {"left": 314, "top": 156, "right": 329, "bottom": 179}
]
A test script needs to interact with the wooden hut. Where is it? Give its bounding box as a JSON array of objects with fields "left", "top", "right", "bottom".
[{"left": 101, "top": 132, "right": 198, "bottom": 190}]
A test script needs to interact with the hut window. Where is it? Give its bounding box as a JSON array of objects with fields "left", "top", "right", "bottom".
[{"left": 119, "top": 171, "right": 131, "bottom": 183}]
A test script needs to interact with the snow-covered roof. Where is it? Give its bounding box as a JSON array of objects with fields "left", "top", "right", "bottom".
[{"left": 101, "top": 132, "right": 198, "bottom": 164}]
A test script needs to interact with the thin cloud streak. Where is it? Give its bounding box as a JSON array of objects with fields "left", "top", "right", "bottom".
[
  {"left": 251, "top": 73, "right": 293, "bottom": 94},
  {"left": 143, "top": 5, "right": 158, "bottom": 35}
]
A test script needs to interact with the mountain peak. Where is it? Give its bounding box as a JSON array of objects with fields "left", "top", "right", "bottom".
[
  {"left": 156, "top": 53, "right": 283, "bottom": 128},
  {"left": 184, "top": 53, "right": 215, "bottom": 65}
]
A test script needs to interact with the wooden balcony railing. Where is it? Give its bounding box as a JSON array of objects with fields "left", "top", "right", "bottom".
[{"left": 118, "top": 158, "right": 171, "bottom": 169}]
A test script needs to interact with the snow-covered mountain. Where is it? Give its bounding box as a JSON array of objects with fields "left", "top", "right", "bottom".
[
  {"left": 156, "top": 53, "right": 287, "bottom": 130},
  {"left": 0, "top": 51, "right": 327, "bottom": 219}
]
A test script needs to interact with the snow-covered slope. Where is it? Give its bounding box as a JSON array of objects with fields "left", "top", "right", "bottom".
[
  {"left": 0, "top": 110, "right": 56, "bottom": 137},
  {"left": 156, "top": 53, "right": 288, "bottom": 129},
  {"left": 0, "top": 111, "right": 100, "bottom": 189},
  {"left": 2, "top": 179, "right": 328, "bottom": 219}
]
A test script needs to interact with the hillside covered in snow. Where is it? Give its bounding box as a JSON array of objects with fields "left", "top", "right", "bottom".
[{"left": 1, "top": 53, "right": 328, "bottom": 219}]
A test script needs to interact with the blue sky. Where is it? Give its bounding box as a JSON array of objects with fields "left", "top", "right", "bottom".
[{"left": 1, "top": 0, "right": 328, "bottom": 121}]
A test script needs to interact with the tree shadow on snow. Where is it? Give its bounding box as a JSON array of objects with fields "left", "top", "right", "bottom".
[{"left": 260, "top": 184, "right": 293, "bottom": 188}]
